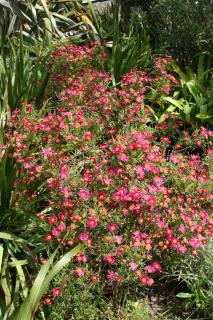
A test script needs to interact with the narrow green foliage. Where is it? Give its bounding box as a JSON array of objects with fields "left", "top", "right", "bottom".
[
  {"left": 111, "top": 4, "right": 151, "bottom": 84},
  {"left": 0, "top": 34, "right": 49, "bottom": 111},
  {"left": 0, "top": 0, "right": 100, "bottom": 46},
  {"left": 13, "top": 245, "right": 82, "bottom": 320},
  {"left": 169, "top": 54, "right": 213, "bottom": 126}
]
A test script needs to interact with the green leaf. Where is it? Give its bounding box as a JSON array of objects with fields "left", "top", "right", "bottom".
[
  {"left": 14, "top": 245, "right": 82, "bottom": 320},
  {"left": 172, "top": 62, "right": 189, "bottom": 82},
  {"left": 185, "top": 66, "right": 195, "bottom": 81},
  {"left": 0, "top": 232, "right": 30, "bottom": 245},
  {"left": 195, "top": 113, "right": 212, "bottom": 119},
  {"left": 0, "top": 245, "right": 3, "bottom": 274},
  {"left": 0, "top": 0, "right": 12, "bottom": 10},
  {"left": 12, "top": 258, "right": 28, "bottom": 298},
  {"left": 176, "top": 292, "right": 193, "bottom": 299},
  {"left": 166, "top": 105, "right": 177, "bottom": 113},
  {"left": 8, "top": 259, "right": 28, "bottom": 267},
  {"left": 43, "top": 17, "right": 53, "bottom": 44},
  {"left": 1, "top": 257, "right": 11, "bottom": 309},
  {"left": 186, "top": 80, "right": 200, "bottom": 102},
  {"left": 162, "top": 97, "right": 184, "bottom": 110}
]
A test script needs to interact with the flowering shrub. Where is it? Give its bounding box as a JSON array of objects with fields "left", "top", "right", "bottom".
[{"left": 4, "top": 43, "right": 212, "bottom": 295}]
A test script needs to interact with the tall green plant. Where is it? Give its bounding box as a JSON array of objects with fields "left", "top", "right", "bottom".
[
  {"left": 110, "top": 3, "right": 151, "bottom": 84},
  {"left": 0, "top": 143, "right": 35, "bottom": 320},
  {"left": 165, "top": 240, "right": 213, "bottom": 317},
  {"left": 160, "top": 54, "right": 213, "bottom": 126},
  {"left": 0, "top": 35, "right": 49, "bottom": 111},
  {"left": 0, "top": 232, "right": 33, "bottom": 320},
  {"left": 124, "top": 0, "right": 213, "bottom": 67},
  {"left": 0, "top": 245, "right": 82, "bottom": 320},
  {"left": 0, "top": 33, "right": 51, "bottom": 320},
  {"left": 0, "top": 0, "right": 99, "bottom": 46}
]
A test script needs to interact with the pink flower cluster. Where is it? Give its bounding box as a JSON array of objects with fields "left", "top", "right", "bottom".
[{"left": 5, "top": 43, "right": 213, "bottom": 291}]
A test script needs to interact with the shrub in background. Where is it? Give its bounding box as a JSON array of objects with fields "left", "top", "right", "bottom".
[
  {"left": 119, "top": 0, "right": 213, "bottom": 67},
  {"left": 166, "top": 240, "right": 213, "bottom": 317}
]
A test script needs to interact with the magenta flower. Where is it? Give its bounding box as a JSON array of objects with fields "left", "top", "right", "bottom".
[
  {"left": 152, "top": 261, "right": 161, "bottom": 271},
  {"left": 147, "top": 196, "right": 157, "bottom": 206},
  {"left": 146, "top": 265, "right": 156, "bottom": 274},
  {"left": 42, "top": 146, "right": 54, "bottom": 156},
  {"left": 83, "top": 131, "right": 93, "bottom": 140},
  {"left": 86, "top": 217, "right": 98, "bottom": 229},
  {"left": 189, "top": 237, "right": 201, "bottom": 249},
  {"left": 178, "top": 245, "right": 187, "bottom": 254},
  {"left": 170, "top": 237, "right": 180, "bottom": 248},
  {"left": 58, "top": 212, "right": 67, "bottom": 220},
  {"left": 115, "top": 235, "right": 123, "bottom": 244},
  {"left": 108, "top": 223, "right": 119, "bottom": 233},
  {"left": 78, "top": 189, "right": 91, "bottom": 200},
  {"left": 104, "top": 177, "right": 113, "bottom": 186},
  {"left": 52, "top": 287, "right": 61, "bottom": 297},
  {"left": 52, "top": 227, "right": 61, "bottom": 237},
  {"left": 62, "top": 188, "right": 72, "bottom": 199},
  {"left": 75, "top": 254, "right": 88, "bottom": 263},
  {"left": 103, "top": 254, "right": 116, "bottom": 265},
  {"left": 135, "top": 165, "right": 144, "bottom": 175},
  {"left": 118, "top": 153, "right": 129, "bottom": 162},
  {"left": 59, "top": 164, "right": 69, "bottom": 180},
  {"left": 106, "top": 270, "right": 118, "bottom": 281},
  {"left": 63, "top": 199, "right": 73, "bottom": 208},
  {"left": 78, "top": 231, "right": 90, "bottom": 241},
  {"left": 48, "top": 215, "right": 57, "bottom": 225},
  {"left": 58, "top": 221, "right": 66, "bottom": 232},
  {"left": 74, "top": 267, "right": 85, "bottom": 277},
  {"left": 178, "top": 224, "right": 186, "bottom": 234},
  {"left": 129, "top": 261, "right": 139, "bottom": 271}
]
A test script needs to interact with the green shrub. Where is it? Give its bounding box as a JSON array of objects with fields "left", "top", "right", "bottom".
[
  {"left": 122, "top": 0, "right": 213, "bottom": 67},
  {"left": 166, "top": 240, "right": 213, "bottom": 317}
]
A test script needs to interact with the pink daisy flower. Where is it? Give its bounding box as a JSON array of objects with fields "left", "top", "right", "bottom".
[
  {"left": 106, "top": 270, "right": 118, "bottom": 281},
  {"left": 74, "top": 267, "right": 85, "bottom": 277},
  {"left": 129, "top": 261, "right": 139, "bottom": 271},
  {"left": 78, "top": 231, "right": 90, "bottom": 241},
  {"left": 78, "top": 189, "right": 91, "bottom": 200},
  {"left": 48, "top": 215, "right": 57, "bottom": 225},
  {"left": 62, "top": 187, "right": 72, "bottom": 199},
  {"left": 115, "top": 235, "right": 123, "bottom": 244},
  {"left": 75, "top": 254, "right": 88, "bottom": 263},
  {"left": 59, "top": 164, "right": 69, "bottom": 180},
  {"left": 42, "top": 146, "right": 54, "bottom": 156},
  {"left": 58, "top": 212, "right": 67, "bottom": 220},
  {"left": 178, "top": 245, "right": 187, "bottom": 254},
  {"left": 103, "top": 254, "right": 116, "bottom": 265},
  {"left": 118, "top": 153, "right": 129, "bottom": 162},
  {"left": 86, "top": 217, "right": 98, "bottom": 229},
  {"left": 146, "top": 265, "right": 156, "bottom": 274},
  {"left": 58, "top": 221, "right": 66, "bottom": 232},
  {"left": 147, "top": 196, "right": 157, "bottom": 206},
  {"left": 52, "top": 287, "right": 61, "bottom": 297},
  {"left": 108, "top": 223, "right": 119, "bottom": 233},
  {"left": 52, "top": 227, "right": 61, "bottom": 237}
]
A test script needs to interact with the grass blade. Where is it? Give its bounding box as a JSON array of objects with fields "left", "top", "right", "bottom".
[{"left": 14, "top": 245, "right": 82, "bottom": 320}]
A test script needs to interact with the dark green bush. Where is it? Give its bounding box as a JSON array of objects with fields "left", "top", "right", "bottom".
[{"left": 119, "top": 0, "right": 213, "bottom": 67}]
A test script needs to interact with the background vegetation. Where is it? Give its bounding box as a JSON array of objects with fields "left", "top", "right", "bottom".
[{"left": 0, "top": 1, "right": 212, "bottom": 319}]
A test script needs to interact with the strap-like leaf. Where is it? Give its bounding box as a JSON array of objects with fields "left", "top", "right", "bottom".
[
  {"left": 15, "top": 245, "right": 82, "bottom": 320},
  {"left": 0, "top": 0, "right": 12, "bottom": 9},
  {"left": 0, "top": 245, "right": 3, "bottom": 274},
  {"left": 12, "top": 258, "right": 28, "bottom": 298},
  {"left": 0, "top": 232, "right": 30, "bottom": 245},
  {"left": 162, "top": 97, "right": 184, "bottom": 110}
]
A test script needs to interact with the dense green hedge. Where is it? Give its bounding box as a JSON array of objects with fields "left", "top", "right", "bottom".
[{"left": 119, "top": 0, "right": 213, "bottom": 66}]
